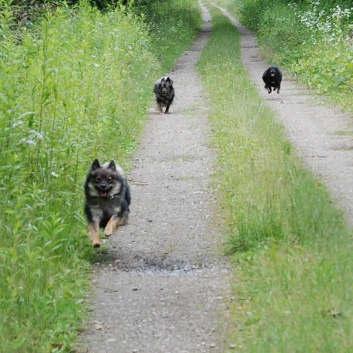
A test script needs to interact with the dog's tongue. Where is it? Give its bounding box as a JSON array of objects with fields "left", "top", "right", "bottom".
[{"left": 100, "top": 191, "right": 108, "bottom": 197}]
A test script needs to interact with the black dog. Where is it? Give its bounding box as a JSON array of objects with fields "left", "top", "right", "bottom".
[
  {"left": 262, "top": 67, "right": 282, "bottom": 94},
  {"left": 84, "top": 159, "right": 130, "bottom": 248},
  {"left": 153, "top": 76, "right": 175, "bottom": 114}
]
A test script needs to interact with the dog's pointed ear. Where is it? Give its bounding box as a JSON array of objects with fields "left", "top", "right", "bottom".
[
  {"left": 108, "top": 160, "right": 117, "bottom": 172},
  {"left": 91, "top": 159, "right": 100, "bottom": 172},
  {"left": 165, "top": 77, "right": 173, "bottom": 85}
]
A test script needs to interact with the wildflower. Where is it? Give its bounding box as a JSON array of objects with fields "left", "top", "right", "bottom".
[
  {"left": 35, "top": 132, "right": 44, "bottom": 140},
  {"left": 51, "top": 172, "right": 59, "bottom": 178},
  {"left": 21, "top": 138, "right": 36, "bottom": 146},
  {"left": 29, "top": 130, "right": 44, "bottom": 140},
  {"left": 12, "top": 120, "right": 23, "bottom": 128}
]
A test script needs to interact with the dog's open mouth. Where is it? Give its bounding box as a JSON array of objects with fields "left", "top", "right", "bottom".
[{"left": 99, "top": 191, "right": 108, "bottom": 197}]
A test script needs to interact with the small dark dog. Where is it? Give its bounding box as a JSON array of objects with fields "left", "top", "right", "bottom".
[
  {"left": 262, "top": 66, "right": 282, "bottom": 94},
  {"left": 153, "top": 76, "right": 175, "bottom": 114},
  {"left": 84, "top": 159, "right": 131, "bottom": 248}
]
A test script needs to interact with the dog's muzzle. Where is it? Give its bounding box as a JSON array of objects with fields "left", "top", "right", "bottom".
[{"left": 97, "top": 182, "right": 111, "bottom": 197}]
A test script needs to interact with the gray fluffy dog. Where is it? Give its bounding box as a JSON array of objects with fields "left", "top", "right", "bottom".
[{"left": 153, "top": 76, "right": 175, "bottom": 114}]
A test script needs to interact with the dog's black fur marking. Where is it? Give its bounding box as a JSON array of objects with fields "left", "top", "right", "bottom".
[
  {"left": 262, "top": 66, "right": 282, "bottom": 94},
  {"left": 84, "top": 159, "right": 130, "bottom": 247},
  {"left": 153, "top": 76, "right": 175, "bottom": 114}
]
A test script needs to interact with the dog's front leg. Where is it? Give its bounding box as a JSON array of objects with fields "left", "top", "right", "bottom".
[
  {"left": 156, "top": 102, "right": 163, "bottom": 114},
  {"left": 104, "top": 216, "right": 124, "bottom": 237},
  {"left": 88, "top": 221, "right": 100, "bottom": 248}
]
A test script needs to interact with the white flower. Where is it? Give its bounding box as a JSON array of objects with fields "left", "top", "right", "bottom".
[
  {"left": 35, "top": 132, "right": 44, "bottom": 140},
  {"left": 21, "top": 138, "right": 36, "bottom": 146},
  {"left": 12, "top": 120, "right": 24, "bottom": 128},
  {"left": 29, "top": 130, "right": 44, "bottom": 140},
  {"left": 51, "top": 172, "right": 59, "bottom": 178}
]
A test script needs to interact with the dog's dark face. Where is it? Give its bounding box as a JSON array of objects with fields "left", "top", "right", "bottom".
[
  {"left": 159, "top": 77, "right": 173, "bottom": 96},
  {"left": 87, "top": 159, "right": 122, "bottom": 199},
  {"left": 269, "top": 68, "right": 277, "bottom": 77}
]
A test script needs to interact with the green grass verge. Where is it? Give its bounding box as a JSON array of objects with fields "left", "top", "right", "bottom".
[
  {"left": 198, "top": 6, "right": 353, "bottom": 352},
  {"left": 0, "top": 1, "right": 200, "bottom": 352}
]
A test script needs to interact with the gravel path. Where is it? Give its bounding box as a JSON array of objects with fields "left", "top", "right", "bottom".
[
  {"left": 83, "top": 3, "right": 353, "bottom": 353},
  {"left": 83, "top": 4, "right": 233, "bottom": 353}
]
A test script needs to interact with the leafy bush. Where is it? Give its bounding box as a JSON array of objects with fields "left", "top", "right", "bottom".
[{"left": 290, "top": 2, "right": 353, "bottom": 98}]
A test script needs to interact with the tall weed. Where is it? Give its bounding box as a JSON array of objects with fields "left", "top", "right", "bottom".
[{"left": 0, "top": 0, "right": 201, "bottom": 351}]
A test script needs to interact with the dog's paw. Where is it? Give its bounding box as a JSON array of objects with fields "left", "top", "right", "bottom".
[
  {"left": 92, "top": 240, "right": 101, "bottom": 248},
  {"left": 104, "top": 227, "right": 113, "bottom": 237}
]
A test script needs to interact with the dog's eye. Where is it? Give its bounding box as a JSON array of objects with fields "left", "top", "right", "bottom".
[
  {"left": 95, "top": 177, "right": 101, "bottom": 183},
  {"left": 107, "top": 177, "right": 112, "bottom": 183}
]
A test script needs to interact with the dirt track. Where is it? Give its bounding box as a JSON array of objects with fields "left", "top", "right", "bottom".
[
  {"left": 83, "top": 3, "right": 353, "bottom": 353},
  {"left": 83, "top": 4, "right": 233, "bottom": 353}
]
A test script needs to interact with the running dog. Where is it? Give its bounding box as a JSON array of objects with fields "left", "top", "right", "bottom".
[
  {"left": 84, "top": 159, "right": 131, "bottom": 248},
  {"left": 153, "top": 76, "right": 175, "bottom": 114},
  {"left": 262, "top": 66, "right": 282, "bottom": 94}
]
